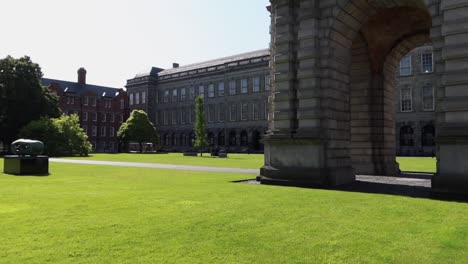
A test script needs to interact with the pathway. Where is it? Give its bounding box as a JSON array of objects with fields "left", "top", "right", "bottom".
[
  {"left": 49, "top": 158, "right": 259, "bottom": 174},
  {"left": 50, "top": 158, "right": 432, "bottom": 198}
]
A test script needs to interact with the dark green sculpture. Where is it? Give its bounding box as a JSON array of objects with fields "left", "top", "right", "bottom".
[{"left": 11, "top": 139, "right": 44, "bottom": 156}]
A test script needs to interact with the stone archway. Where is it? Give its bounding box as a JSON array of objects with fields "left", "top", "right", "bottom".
[{"left": 261, "top": 0, "right": 468, "bottom": 195}]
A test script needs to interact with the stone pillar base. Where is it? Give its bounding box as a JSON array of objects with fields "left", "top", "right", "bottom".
[
  {"left": 3, "top": 155, "right": 49, "bottom": 175},
  {"left": 432, "top": 140, "right": 468, "bottom": 196},
  {"left": 432, "top": 174, "right": 468, "bottom": 197},
  {"left": 258, "top": 136, "right": 355, "bottom": 187},
  {"left": 258, "top": 166, "right": 355, "bottom": 187}
]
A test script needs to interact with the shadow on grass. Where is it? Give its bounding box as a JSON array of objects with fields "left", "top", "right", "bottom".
[
  {"left": 3, "top": 173, "right": 51, "bottom": 177},
  {"left": 236, "top": 174, "right": 468, "bottom": 203},
  {"left": 333, "top": 180, "right": 431, "bottom": 199}
]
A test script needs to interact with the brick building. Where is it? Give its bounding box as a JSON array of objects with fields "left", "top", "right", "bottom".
[{"left": 42, "top": 68, "right": 130, "bottom": 152}]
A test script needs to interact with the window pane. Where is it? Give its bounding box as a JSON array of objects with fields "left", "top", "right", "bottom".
[
  {"left": 421, "top": 52, "right": 433, "bottom": 73},
  {"left": 253, "top": 77, "right": 260, "bottom": 92},
  {"left": 199, "top": 85, "right": 205, "bottom": 98},
  {"left": 181, "top": 88, "right": 186, "bottom": 101},
  {"left": 218, "top": 82, "right": 225, "bottom": 96},
  {"left": 219, "top": 103, "right": 225, "bottom": 122},
  {"left": 229, "top": 80, "right": 236, "bottom": 95},
  {"left": 400, "top": 85, "right": 412, "bottom": 112},
  {"left": 208, "top": 84, "right": 215, "bottom": 98},
  {"left": 241, "top": 103, "right": 248, "bottom": 120},
  {"left": 422, "top": 84, "right": 434, "bottom": 111},
  {"left": 172, "top": 89, "right": 178, "bottom": 102},
  {"left": 400, "top": 56, "right": 412, "bottom": 76},
  {"left": 241, "top": 79, "right": 248, "bottom": 94}
]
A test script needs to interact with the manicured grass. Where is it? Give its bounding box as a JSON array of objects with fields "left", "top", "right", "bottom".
[
  {"left": 397, "top": 157, "right": 437, "bottom": 173},
  {"left": 1, "top": 159, "right": 467, "bottom": 263},
  {"left": 68, "top": 153, "right": 437, "bottom": 173},
  {"left": 67, "top": 153, "right": 265, "bottom": 169}
]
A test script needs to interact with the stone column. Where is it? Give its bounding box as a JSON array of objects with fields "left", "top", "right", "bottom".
[
  {"left": 260, "top": 0, "right": 352, "bottom": 186},
  {"left": 433, "top": 1, "right": 468, "bottom": 196}
]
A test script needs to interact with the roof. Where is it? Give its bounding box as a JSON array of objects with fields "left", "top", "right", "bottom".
[
  {"left": 134, "top": 48, "right": 270, "bottom": 78},
  {"left": 41, "top": 78, "right": 125, "bottom": 98}
]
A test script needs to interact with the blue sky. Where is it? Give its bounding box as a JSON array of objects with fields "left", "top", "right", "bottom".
[{"left": 1, "top": 0, "right": 270, "bottom": 87}]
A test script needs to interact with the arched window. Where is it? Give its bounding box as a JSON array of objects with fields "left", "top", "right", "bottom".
[
  {"left": 252, "top": 130, "right": 262, "bottom": 150},
  {"left": 207, "top": 132, "right": 215, "bottom": 146},
  {"left": 189, "top": 132, "right": 195, "bottom": 147},
  {"left": 422, "top": 125, "right": 435, "bottom": 146},
  {"left": 180, "top": 133, "right": 186, "bottom": 147},
  {"left": 240, "top": 131, "right": 248, "bottom": 146},
  {"left": 400, "top": 126, "right": 414, "bottom": 146},
  {"left": 218, "top": 131, "right": 225, "bottom": 146},
  {"left": 229, "top": 131, "right": 237, "bottom": 146},
  {"left": 172, "top": 133, "right": 177, "bottom": 146}
]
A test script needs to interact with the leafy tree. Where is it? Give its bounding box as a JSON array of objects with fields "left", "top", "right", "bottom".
[
  {"left": 0, "top": 56, "right": 60, "bottom": 149},
  {"left": 194, "top": 96, "right": 208, "bottom": 156},
  {"left": 19, "top": 114, "right": 91, "bottom": 156},
  {"left": 54, "top": 114, "right": 92, "bottom": 156},
  {"left": 118, "top": 110, "right": 158, "bottom": 153}
]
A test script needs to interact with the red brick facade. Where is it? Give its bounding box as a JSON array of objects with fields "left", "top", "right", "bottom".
[{"left": 43, "top": 69, "right": 129, "bottom": 152}]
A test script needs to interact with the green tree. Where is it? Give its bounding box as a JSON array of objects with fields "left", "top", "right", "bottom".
[
  {"left": 0, "top": 56, "right": 60, "bottom": 149},
  {"left": 118, "top": 110, "right": 158, "bottom": 153},
  {"left": 54, "top": 114, "right": 92, "bottom": 156},
  {"left": 194, "top": 96, "right": 208, "bottom": 156},
  {"left": 19, "top": 114, "right": 91, "bottom": 156}
]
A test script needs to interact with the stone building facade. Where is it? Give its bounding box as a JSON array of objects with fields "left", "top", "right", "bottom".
[
  {"left": 127, "top": 45, "right": 437, "bottom": 157},
  {"left": 42, "top": 68, "right": 130, "bottom": 153},
  {"left": 126, "top": 49, "right": 270, "bottom": 152},
  {"left": 395, "top": 45, "right": 436, "bottom": 157}
]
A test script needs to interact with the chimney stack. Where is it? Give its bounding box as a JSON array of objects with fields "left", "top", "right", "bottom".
[
  {"left": 78, "top": 67, "right": 87, "bottom": 85},
  {"left": 172, "top": 63, "right": 179, "bottom": 69}
]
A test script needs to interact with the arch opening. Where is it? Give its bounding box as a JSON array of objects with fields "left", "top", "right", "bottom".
[{"left": 334, "top": 2, "right": 434, "bottom": 175}]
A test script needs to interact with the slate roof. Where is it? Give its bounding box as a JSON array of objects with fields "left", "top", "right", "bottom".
[
  {"left": 134, "top": 48, "right": 270, "bottom": 78},
  {"left": 41, "top": 78, "right": 124, "bottom": 98}
]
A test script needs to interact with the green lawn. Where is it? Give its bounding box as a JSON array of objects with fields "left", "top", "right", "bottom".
[
  {"left": 397, "top": 157, "right": 437, "bottom": 173},
  {"left": 67, "top": 153, "right": 437, "bottom": 173},
  {"left": 67, "top": 153, "right": 265, "bottom": 169},
  {"left": 0, "top": 159, "right": 467, "bottom": 263}
]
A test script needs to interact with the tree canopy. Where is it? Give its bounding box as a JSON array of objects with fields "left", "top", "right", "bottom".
[
  {"left": 0, "top": 56, "right": 60, "bottom": 148},
  {"left": 194, "top": 96, "right": 208, "bottom": 156},
  {"left": 19, "top": 114, "right": 91, "bottom": 156},
  {"left": 117, "top": 110, "right": 158, "bottom": 153}
]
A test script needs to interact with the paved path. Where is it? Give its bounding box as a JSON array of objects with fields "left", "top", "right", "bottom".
[
  {"left": 50, "top": 158, "right": 259, "bottom": 174},
  {"left": 50, "top": 158, "right": 433, "bottom": 198}
]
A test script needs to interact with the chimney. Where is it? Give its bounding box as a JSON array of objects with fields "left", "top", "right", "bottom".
[
  {"left": 78, "top": 67, "right": 87, "bottom": 85},
  {"left": 172, "top": 63, "right": 179, "bottom": 69}
]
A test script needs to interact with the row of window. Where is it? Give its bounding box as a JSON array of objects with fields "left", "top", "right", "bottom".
[
  {"left": 400, "top": 52, "right": 433, "bottom": 76},
  {"left": 129, "top": 91, "right": 146, "bottom": 106},
  {"left": 83, "top": 125, "right": 117, "bottom": 137},
  {"left": 156, "top": 101, "right": 268, "bottom": 125},
  {"left": 80, "top": 112, "right": 124, "bottom": 123},
  {"left": 400, "top": 84, "right": 434, "bottom": 112},
  {"left": 66, "top": 96, "right": 125, "bottom": 109},
  {"left": 160, "top": 76, "right": 270, "bottom": 104},
  {"left": 399, "top": 125, "right": 435, "bottom": 147},
  {"left": 90, "top": 141, "right": 116, "bottom": 152}
]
